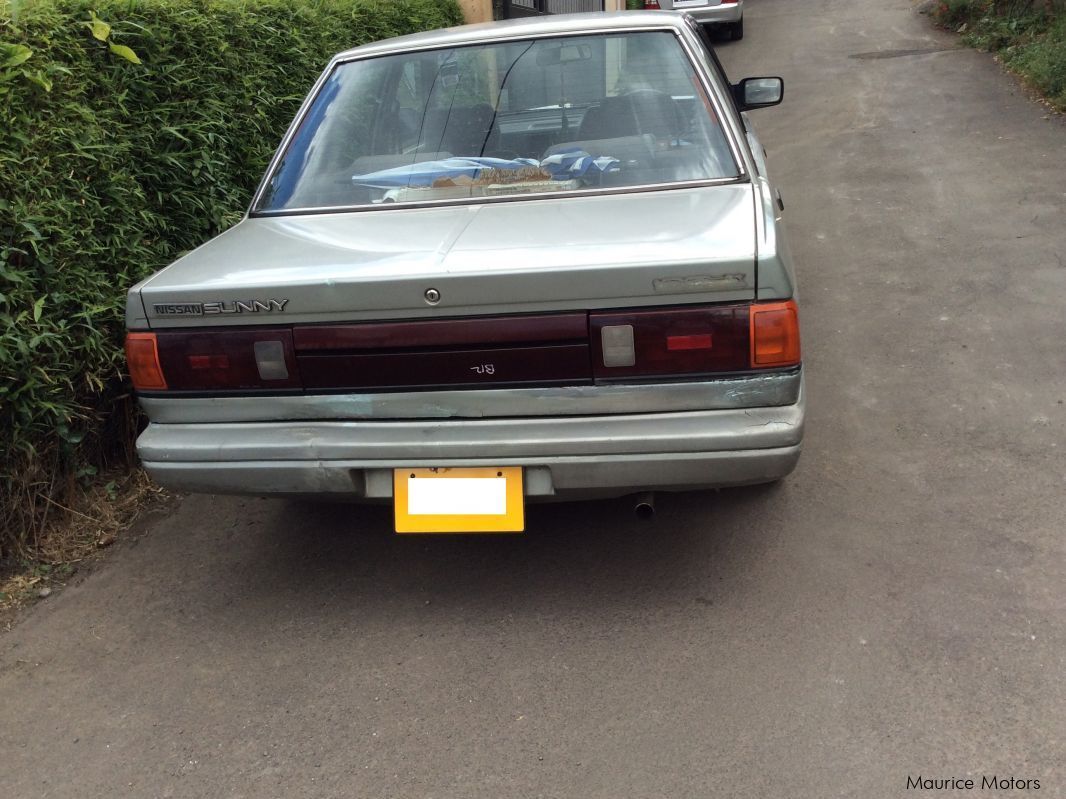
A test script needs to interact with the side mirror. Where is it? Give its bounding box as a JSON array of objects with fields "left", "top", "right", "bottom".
[{"left": 735, "top": 77, "right": 784, "bottom": 111}]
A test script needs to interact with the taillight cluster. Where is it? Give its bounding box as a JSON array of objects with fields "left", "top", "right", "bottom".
[
  {"left": 126, "top": 328, "right": 300, "bottom": 392},
  {"left": 125, "top": 301, "right": 799, "bottom": 393},
  {"left": 591, "top": 300, "right": 800, "bottom": 381},
  {"left": 592, "top": 304, "right": 748, "bottom": 379}
]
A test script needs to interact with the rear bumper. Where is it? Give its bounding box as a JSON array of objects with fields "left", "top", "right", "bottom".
[
  {"left": 138, "top": 378, "right": 804, "bottom": 499},
  {"left": 143, "top": 447, "right": 801, "bottom": 500}
]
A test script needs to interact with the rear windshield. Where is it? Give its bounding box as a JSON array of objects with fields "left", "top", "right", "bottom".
[{"left": 256, "top": 31, "right": 740, "bottom": 213}]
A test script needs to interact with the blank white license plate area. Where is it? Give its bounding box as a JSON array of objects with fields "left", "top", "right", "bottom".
[{"left": 407, "top": 477, "right": 508, "bottom": 516}]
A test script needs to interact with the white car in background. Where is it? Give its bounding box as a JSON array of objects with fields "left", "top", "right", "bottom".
[{"left": 640, "top": 0, "right": 744, "bottom": 41}]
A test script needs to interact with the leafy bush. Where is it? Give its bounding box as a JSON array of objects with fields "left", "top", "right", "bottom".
[
  {"left": 0, "top": 0, "right": 463, "bottom": 555},
  {"left": 934, "top": 0, "right": 988, "bottom": 27},
  {"left": 935, "top": 0, "right": 1065, "bottom": 26}
]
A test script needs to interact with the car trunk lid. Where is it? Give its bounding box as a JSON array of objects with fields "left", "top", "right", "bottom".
[{"left": 137, "top": 185, "right": 758, "bottom": 329}]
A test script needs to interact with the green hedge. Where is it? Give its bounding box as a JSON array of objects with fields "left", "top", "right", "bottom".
[{"left": 0, "top": 0, "right": 463, "bottom": 554}]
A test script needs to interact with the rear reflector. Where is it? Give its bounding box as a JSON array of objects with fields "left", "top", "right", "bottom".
[
  {"left": 188, "top": 354, "right": 229, "bottom": 370},
  {"left": 750, "top": 300, "right": 801, "bottom": 367},
  {"left": 125, "top": 333, "right": 167, "bottom": 390}
]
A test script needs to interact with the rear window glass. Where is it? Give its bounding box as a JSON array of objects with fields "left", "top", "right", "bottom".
[{"left": 256, "top": 31, "right": 740, "bottom": 212}]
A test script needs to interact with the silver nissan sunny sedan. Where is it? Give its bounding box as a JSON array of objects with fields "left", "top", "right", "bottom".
[{"left": 125, "top": 11, "right": 802, "bottom": 533}]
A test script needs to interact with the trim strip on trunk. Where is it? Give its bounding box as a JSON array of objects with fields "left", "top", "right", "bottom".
[{"left": 293, "top": 312, "right": 587, "bottom": 351}]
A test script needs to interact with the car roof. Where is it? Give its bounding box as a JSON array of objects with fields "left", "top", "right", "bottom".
[{"left": 334, "top": 11, "right": 694, "bottom": 61}]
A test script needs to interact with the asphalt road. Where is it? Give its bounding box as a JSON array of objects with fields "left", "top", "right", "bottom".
[{"left": 3, "top": 1, "right": 1065, "bottom": 796}]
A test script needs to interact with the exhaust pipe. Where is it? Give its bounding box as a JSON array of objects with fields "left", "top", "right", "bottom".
[{"left": 633, "top": 492, "right": 656, "bottom": 519}]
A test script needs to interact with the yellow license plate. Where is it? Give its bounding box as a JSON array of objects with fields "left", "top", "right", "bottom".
[{"left": 393, "top": 467, "right": 524, "bottom": 534}]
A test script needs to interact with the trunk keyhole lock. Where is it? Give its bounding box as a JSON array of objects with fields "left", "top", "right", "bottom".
[{"left": 424, "top": 288, "right": 441, "bottom": 305}]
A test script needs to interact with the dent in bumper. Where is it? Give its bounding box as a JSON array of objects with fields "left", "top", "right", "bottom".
[
  {"left": 138, "top": 399, "right": 803, "bottom": 464},
  {"left": 136, "top": 370, "right": 801, "bottom": 424}
]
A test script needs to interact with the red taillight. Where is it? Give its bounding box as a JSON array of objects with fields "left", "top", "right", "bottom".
[
  {"left": 750, "top": 300, "right": 801, "bottom": 368},
  {"left": 125, "top": 333, "right": 167, "bottom": 390},
  {"left": 143, "top": 328, "right": 301, "bottom": 391},
  {"left": 188, "top": 354, "right": 230, "bottom": 370},
  {"left": 644, "top": 0, "right": 661, "bottom": 8},
  {"left": 591, "top": 305, "right": 749, "bottom": 379},
  {"left": 592, "top": 301, "right": 800, "bottom": 380},
  {"left": 128, "top": 303, "right": 798, "bottom": 394},
  {"left": 666, "top": 333, "right": 713, "bottom": 351}
]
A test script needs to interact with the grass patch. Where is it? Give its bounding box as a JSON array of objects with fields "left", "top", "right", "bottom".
[
  {"left": 931, "top": 0, "right": 1066, "bottom": 109},
  {"left": 0, "top": 468, "right": 166, "bottom": 616}
]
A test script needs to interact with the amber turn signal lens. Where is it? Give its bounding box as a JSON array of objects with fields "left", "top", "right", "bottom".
[
  {"left": 750, "top": 300, "right": 801, "bottom": 368},
  {"left": 125, "top": 332, "right": 168, "bottom": 390}
]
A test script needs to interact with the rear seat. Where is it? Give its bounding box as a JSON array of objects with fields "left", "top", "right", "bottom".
[
  {"left": 413, "top": 104, "right": 501, "bottom": 158},
  {"left": 347, "top": 103, "right": 503, "bottom": 177},
  {"left": 578, "top": 92, "right": 683, "bottom": 141}
]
